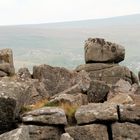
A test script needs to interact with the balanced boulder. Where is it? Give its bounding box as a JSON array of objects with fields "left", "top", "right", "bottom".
[{"left": 85, "top": 38, "right": 125, "bottom": 63}]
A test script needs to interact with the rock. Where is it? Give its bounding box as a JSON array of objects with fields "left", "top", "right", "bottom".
[
  {"left": 134, "top": 86, "right": 140, "bottom": 94},
  {"left": 49, "top": 93, "right": 88, "bottom": 106},
  {"left": 76, "top": 63, "right": 138, "bottom": 84},
  {"left": 107, "top": 79, "right": 134, "bottom": 100},
  {"left": 131, "top": 71, "right": 139, "bottom": 84},
  {"left": 0, "top": 126, "right": 30, "bottom": 140},
  {"left": 0, "top": 49, "right": 15, "bottom": 76},
  {"left": 138, "top": 71, "right": 140, "bottom": 82},
  {"left": 129, "top": 94, "right": 140, "bottom": 106},
  {"left": 0, "top": 80, "right": 32, "bottom": 116},
  {"left": 60, "top": 133, "right": 74, "bottom": 140},
  {"left": 0, "top": 80, "right": 32, "bottom": 133},
  {"left": 33, "top": 64, "right": 90, "bottom": 96},
  {"left": 112, "top": 122, "right": 140, "bottom": 140},
  {"left": 75, "top": 103, "right": 118, "bottom": 124},
  {"left": 0, "top": 95, "right": 16, "bottom": 134},
  {"left": 28, "top": 125, "right": 63, "bottom": 140},
  {"left": 22, "top": 107, "right": 67, "bottom": 125},
  {"left": 24, "top": 79, "right": 49, "bottom": 105},
  {"left": 107, "top": 93, "right": 134, "bottom": 105},
  {"left": 114, "top": 79, "right": 132, "bottom": 93},
  {"left": 87, "top": 80, "right": 110, "bottom": 103},
  {"left": 17, "top": 67, "right": 31, "bottom": 81},
  {"left": 119, "top": 104, "right": 140, "bottom": 123},
  {"left": 0, "top": 70, "right": 8, "bottom": 77},
  {"left": 84, "top": 38, "right": 125, "bottom": 63},
  {"left": 65, "top": 124, "right": 108, "bottom": 140}
]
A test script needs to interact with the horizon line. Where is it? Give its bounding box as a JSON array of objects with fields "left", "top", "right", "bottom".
[{"left": 0, "top": 13, "right": 140, "bottom": 27}]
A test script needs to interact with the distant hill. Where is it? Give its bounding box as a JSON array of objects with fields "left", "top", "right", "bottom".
[{"left": 0, "top": 14, "right": 140, "bottom": 74}]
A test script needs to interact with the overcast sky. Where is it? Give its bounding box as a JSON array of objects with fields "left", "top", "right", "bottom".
[{"left": 0, "top": 0, "right": 140, "bottom": 25}]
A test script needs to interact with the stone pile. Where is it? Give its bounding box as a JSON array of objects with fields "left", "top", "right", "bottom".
[
  {"left": 76, "top": 38, "right": 138, "bottom": 85},
  {"left": 0, "top": 39, "right": 140, "bottom": 140}
]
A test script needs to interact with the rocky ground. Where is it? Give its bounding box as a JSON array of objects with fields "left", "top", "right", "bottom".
[{"left": 0, "top": 38, "right": 140, "bottom": 140}]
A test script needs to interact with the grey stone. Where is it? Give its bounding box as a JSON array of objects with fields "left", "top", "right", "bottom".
[
  {"left": 0, "top": 49, "right": 15, "bottom": 76},
  {"left": 22, "top": 107, "right": 67, "bottom": 125},
  {"left": 0, "top": 126, "right": 30, "bottom": 140},
  {"left": 33, "top": 64, "right": 90, "bottom": 96},
  {"left": 65, "top": 124, "right": 108, "bottom": 140},
  {"left": 87, "top": 80, "right": 110, "bottom": 103},
  {"left": 0, "top": 96, "right": 16, "bottom": 134},
  {"left": 112, "top": 122, "right": 140, "bottom": 140},
  {"left": 75, "top": 103, "right": 118, "bottom": 124},
  {"left": 107, "top": 93, "right": 134, "bottom": 105},
  {"left": 76, "top": 63, "right": 138, "bottom": 84},
  {"left": 17, "top": 67, "right": 31, "bottom": 81},
  {"left": 49, "top": 93, "right": 88, "bottom": 106},
  {"left": 84, "top": 38, "right": 125, "bottom": 63},
  {"left": 0, "top": 80, "right": 32, "bottom": 133},
  {"left": 119, "top": 104, "right": 140, "bottom": 123},
  {"left": 28, "top": 125, "right": 63, "bottom": 140}
]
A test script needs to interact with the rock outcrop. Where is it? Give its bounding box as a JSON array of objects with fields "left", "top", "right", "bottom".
[
  {"left": 76, "top": 38, "right": 138, "bottom": 85},
  {"left": 0, "top": 49, "right": 15, "bottom": 76},
  {"left": 0, "top": 38, "right": 140, "bottom": 140}
]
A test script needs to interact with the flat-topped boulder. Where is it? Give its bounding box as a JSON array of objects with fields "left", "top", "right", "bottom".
[
  {"left": 85, "top": 38, "right": 125, "bottom": 63},
  {"left": 75, "top": 103, "right": 118, "bottom": 124},
  {"left": 22, "top": 107, "right": 67, "bottom": 125},
  {"left": 0, "top": 49, "right": 15, "bottom": 76}
]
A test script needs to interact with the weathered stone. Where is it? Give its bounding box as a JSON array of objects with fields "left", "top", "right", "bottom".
[
  {"left": 17, "top": 67, "right": 31, "bottom": 81},
  {"left": 76, "top": 63, "right": 137, "bottom": 84},
  {"left": 49, "top": 93, "right": 88, "bottom": 106},
  {"left": 75, "top": 103, "right": 118, "bottom": 124},
  {"left": 22, "top": 107, "right": 67, "bottom": 125},
  {"left": 84, "top": 38, "right": 125, "bottom": 63},
  {"left": 129, "top": 94, "right": 140, "bottom": 106},
  {"left": 65, "top": 124, "right": 108, "bottom": 140},
  {"left": 0, "top": 49, "right": 15, "bottom": 76},
  {"left": 0, "top": 70, "right": 8, "bottom": 77},
  {"left": 107, "top": 93, "right": 134, "bottom": 105},
  {"left": 0, "top": 96, "right": 16, "bottom": 134},
  {"left": 119, "top": 104, "right": 140, "bottom": 123},
  {"left": 112, "top": 122, "right": 140, "bottom": 140},
  {"left": 0, "top": 80, "right": 32, "bottom": 133},
  {"left": 107, "top": 79, "right": 134, "bottom": 100},
  {"left": 138, "top": 71, "right": 140, "bottom": 82},
  {"left": 21, "top": 79, "right": 49, "bottom": 105},
  {"left": 28, "top": 125, "right": 63, "bottom": 140},
  {"left": 0, "top": 80, "right": 32, "bottom": 116},
  {"left": 33, "top": 64, "right": 90, "bottom": 96},
  {"left": 60, "top": 133, "right": 74, "bottom": 140},
  {"left": 87, "top": 80, "right": 110, "bottom": 103},
  {"left": 0, "top": 126, "right": 30, "bottom": 140},
  {"left": 114, "top": 79, "right": 132, "bottom": 93},
  {"left": 134, "top": 86, "right": 140, "bottom": 95}
]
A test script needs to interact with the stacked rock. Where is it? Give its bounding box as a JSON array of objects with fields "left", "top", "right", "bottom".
[
  {"left": 0, "top": 48, "right": 15, "bottom": 77},
  {"left": 76, "top": 38, "right": 138, "bottom": 85}
]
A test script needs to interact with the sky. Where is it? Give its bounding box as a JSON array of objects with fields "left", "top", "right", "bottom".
[{"left": 0, "top": 0, "right": 140, "bottom": 25}]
